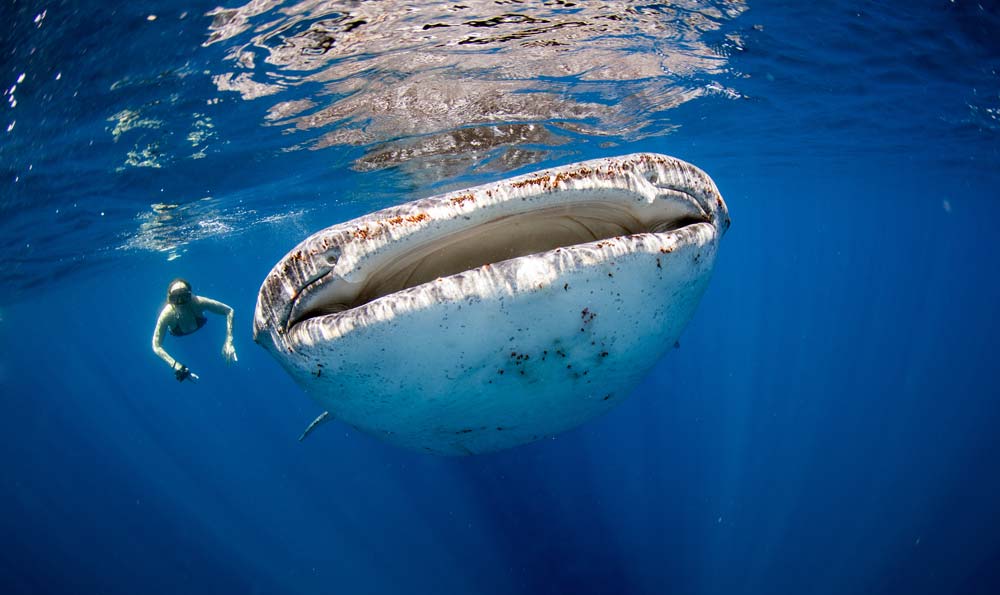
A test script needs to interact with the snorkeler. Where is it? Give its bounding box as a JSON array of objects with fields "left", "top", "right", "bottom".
[{"left": 152, "top": 278, "right": 238, "bottom": 382}]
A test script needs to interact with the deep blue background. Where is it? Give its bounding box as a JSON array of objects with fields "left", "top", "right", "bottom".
[{"left": 2, "top": 1, "right": 1000, "bottom": 594}]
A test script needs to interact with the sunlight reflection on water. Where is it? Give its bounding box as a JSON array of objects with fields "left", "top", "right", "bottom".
[{"left": 204, "top": 0, "right": 747, "bottom": 178}]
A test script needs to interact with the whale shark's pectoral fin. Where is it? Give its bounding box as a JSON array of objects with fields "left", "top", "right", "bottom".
[{"left": 298, "top": 411, "right": 332, "bottom": 442}]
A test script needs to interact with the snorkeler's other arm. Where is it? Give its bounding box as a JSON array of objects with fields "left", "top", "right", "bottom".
[
  {"left": 152, "top": 307, "right": 179, "bottom": 369},
  {"left": 153, "top": 307, "right": 199, "bottom": 381},
  {"left": 198, "top": 296, "right": 238, "bottom": 363}
]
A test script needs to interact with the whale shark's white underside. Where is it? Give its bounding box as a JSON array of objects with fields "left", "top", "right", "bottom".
[{"left": 254, "top": 153, "right": 729, "bottom": 455}]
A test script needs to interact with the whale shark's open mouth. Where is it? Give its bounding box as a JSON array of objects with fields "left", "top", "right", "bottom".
[
  {"left": 290, "top": 197, "right": 711, "bottom": 325},
  {"left": 348, "top": 201, "right": 708, "bottom": 308},
  {"left": 255, "top": 153, "right": 730, "bottom": 348}
]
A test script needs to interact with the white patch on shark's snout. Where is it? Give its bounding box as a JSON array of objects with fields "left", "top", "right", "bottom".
[
  {"left": 513, "top": 255, "right": 558, "bottom": 289},
  {"left": 254, "top": 153, "right": 729, "bottom": 455}
]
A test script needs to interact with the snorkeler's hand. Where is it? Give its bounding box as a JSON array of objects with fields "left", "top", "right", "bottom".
[
  {"left": 174, "top": 363, "right": 198, "bottom": 382},
  {"left": 222, "top": 340, "right": 238, "bottom": 364}
]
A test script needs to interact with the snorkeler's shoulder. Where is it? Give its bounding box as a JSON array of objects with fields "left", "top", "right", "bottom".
[
  {"left": 153, "top": 303, "right": 178, "bottom": 337},
  {"left": 157, "top": 302, "right": 176, "bottom": 320},
  {"left": 196, "top": 295, "right": 232, "bottom": 314}
]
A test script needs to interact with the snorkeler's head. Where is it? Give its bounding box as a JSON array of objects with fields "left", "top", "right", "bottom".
[{"left": 167, "top": 278, "right": 193, "bottom": 305}]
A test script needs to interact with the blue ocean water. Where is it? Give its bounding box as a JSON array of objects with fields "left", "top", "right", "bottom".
[{"left": 2, "top": 1, "right": 999, "bottom": 593}]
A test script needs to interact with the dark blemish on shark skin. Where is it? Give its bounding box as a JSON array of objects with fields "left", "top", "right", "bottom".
[
  {"left": 603, "top": 393, "right": 612, "bottom": 401},
  {"left": 498, "top": 369, "right": 505, "bottom": 375},
  {"left": 496, "top": 427, "right": 504, "bottom": 431},
  {"left": 455, "top": 428, "right": 473, "bottom": 434},
  {"left": 563, "top": 283, "right": 569, "bottom": 291},
  {"left": 608, "top": 272, "right": 613, "bottom": 278},
  {"left": 600, "top": 351, "right": 609, "bottom": 358},
  {"left": 674, "top": 340, "right": 681, "bottom": 349},
  {"left": 657, "top": 258, "right": 662, "bottom": 269}
]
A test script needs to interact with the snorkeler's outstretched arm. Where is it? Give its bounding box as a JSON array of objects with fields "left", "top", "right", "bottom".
[
  {"left": 152, "top": 307, "right": 199, "bottom": 382},
  {"left": 198, "top": 296, "right": 238, "bottom": 363}
]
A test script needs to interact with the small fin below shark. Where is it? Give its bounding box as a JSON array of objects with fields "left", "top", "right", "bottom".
[{"left": 299, "top": 411, "right": 332, "bottom": 442}]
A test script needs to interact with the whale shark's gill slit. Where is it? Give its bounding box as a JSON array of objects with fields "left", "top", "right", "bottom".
[{"left": 289, "top": 196, "right": 709, "bottom": 328}]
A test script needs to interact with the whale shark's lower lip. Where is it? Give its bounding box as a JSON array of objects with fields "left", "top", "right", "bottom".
[
  {"left": 253, "top": 153, "right": 729, "bottom": 454},
  {"left": 256, "top": 153, "right": 729, "bottom": 344}
]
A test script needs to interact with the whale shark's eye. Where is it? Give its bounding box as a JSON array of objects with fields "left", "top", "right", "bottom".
[{"left": 323, "top": 246, "right": 341, "bottom": 266}]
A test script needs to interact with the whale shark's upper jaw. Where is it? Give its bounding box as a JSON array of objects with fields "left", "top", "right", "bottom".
[{"left": 254, "top": 153, "right": 729, "bottom": 349}]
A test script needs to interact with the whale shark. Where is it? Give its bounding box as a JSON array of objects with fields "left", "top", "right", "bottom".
[{"left": 254, "top": 153, "right": 730, "bottom": 455}]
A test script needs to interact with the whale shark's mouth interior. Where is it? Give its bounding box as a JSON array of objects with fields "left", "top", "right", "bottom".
[{"left": 290, "top": 189, "right": 709, "bottom": 327}]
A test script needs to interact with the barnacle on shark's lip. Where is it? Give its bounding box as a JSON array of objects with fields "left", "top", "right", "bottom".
[
  {"left": 253, "top": 153, "right": 728, "bottom": 455},
  {"left": 256, "top": 153, "right": 729, "bottom": 344}
]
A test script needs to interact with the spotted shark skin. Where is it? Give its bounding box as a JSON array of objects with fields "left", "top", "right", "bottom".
[{"left": 255, "top": 154, "right": 729, "bottom": 455}]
